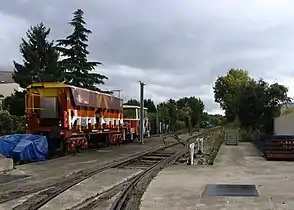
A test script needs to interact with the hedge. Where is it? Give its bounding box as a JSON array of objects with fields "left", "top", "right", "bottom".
[{"left": 0, "top": 110, "right": 26, "bottom": 136}]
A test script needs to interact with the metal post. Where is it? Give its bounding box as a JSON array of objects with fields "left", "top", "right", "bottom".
[
  {"left": 156, "top": 105, "right": 159, "bottom": 134},
  {"left": 0, "top": 95, "right": 3, "bottom": 110},
  {"left": 197, "top": 97, "right": 201, "bottom": 129},
  {"left": 190, "top": 142, "right": 195, "bottom": 165},
  {"left": 139, "top": 81, "right": 145, "bottom": 144}
]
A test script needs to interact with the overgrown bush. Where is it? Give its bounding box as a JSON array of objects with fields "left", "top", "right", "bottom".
[
  {"left": 239, "top": 129, "right": 261, "bottom": 142},
  {"left": 0, "top": 110, "right": 25, "bottom": 136},
  {"left": 206, "top": 132, "right": 224, "bottom": 165},
  {"left": 11, "top": 115, "right": 26, "bottom": 134}
]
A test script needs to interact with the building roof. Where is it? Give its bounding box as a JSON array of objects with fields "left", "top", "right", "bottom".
[{"left": 0, "top": 71, "right": 13, "bottom": 83}]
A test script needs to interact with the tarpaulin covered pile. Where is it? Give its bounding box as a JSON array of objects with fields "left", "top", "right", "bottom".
[{"left": 0, "top": 134, "right": 48, "bottom": 162}]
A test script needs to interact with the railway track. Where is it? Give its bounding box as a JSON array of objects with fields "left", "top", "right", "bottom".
[
  {"left": 109, "top": 148, "right": 186, "bottom": 210},
  {"left": 70, "top": 146, "right": 186, "bottom": 210},
  {"left": 1, "top": 127, "right": 219, "bottom": 210},
  {"left": 0, "top": 131, "right": 184, "bottom": 204},
  {"left": 110, "top": 127, "right": 220, "bottom": 210}
]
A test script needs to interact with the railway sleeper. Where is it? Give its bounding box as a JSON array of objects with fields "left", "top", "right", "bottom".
[
  {"left": 123, "top": 160, "right": 159, "bottom": 167},
  {"left": 139, "top": 159, "right": 164, "bottom": 164},
  {"left": 120, "top": 166, "right": 151, "bottom": 170},
  {"left": 152, "top": 151, "right": 176, "bottom": 155},
  {"left": 141, "top": 156, "right": 167, "bottom": 161}
]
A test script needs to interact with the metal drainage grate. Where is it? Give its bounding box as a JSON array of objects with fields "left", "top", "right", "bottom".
[
  {"left": 202, "top": 184, "right": 259, "bottom": 197},
  {"left": 0, "top": 174, "right": 30, "bottom": 184}
]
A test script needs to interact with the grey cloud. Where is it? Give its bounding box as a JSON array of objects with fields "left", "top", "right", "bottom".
[{"left": 1, "top": 1, "right": 294, "bottom": 113}]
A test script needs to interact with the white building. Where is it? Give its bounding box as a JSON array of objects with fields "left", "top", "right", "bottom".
[
  {"left": 274, "top": 103, "right": 294, "bottom": 135},
  {"left": 0, "top": 71, "right": 23, "bottom": 98}
]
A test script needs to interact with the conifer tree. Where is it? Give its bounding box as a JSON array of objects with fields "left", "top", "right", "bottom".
[
  {"left": 57, "top": 9, "right": 107, "bottom": 90},
  {"left": 13, "top": 22, "right": 63, "bottom": 89}
]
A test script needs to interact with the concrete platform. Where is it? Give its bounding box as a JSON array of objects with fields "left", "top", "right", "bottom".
[{"left": 140, "top": 142, "right": 294, "bottom": 210}]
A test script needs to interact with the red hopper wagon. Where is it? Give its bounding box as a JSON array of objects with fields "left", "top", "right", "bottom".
[{"left": 25, "top": 82, "right": 135, "bottom": 154}]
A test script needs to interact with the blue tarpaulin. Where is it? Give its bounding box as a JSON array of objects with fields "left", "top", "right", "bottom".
[{"left": 0, "top": 134, "right": 48, "bottom": 162}]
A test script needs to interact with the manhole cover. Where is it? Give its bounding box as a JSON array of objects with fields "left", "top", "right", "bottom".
[
  {"left": 202, "top": 184, "right": 259, "bottom": 197},
  {"left": 0, "top": 174, "right": 30, "bottom": 184}
]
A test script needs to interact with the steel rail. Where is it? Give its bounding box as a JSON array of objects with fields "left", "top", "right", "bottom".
[
  {"left": 109, "top": 127, "right": 220, "bottom": 210},
  {"left": 9, "top": 127, "right": 220, "bottom": 209},
  {"left": 109, "top": 150, "right": 186, "bottom": 210}
]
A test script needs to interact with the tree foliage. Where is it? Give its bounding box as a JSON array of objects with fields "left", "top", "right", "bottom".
[
  {"left": 124, "top": 98, "right": 157, "bottom": 113},
  {"left": 124, "top": 97, "right": 206, "bottom": 131},
  {"left": 13, "top": 22, "right": 63, "bottom": 89},
  {"left": 57, "top": 9, "right": 107, "bottom": 90},
  {"left": 3, "top": 91, "right": 26, "bottom": 116},
  {"left": 201, "top": 112, "right": 224, "bottom": 126},
  {"left": 144, "top": 99, "right": 157, "bottom": 113},
  {"left": 176, "top": 97, "right": 204, "bottom": 127},
  {"left": 237, "top": 79, "right": 290, "bottom": 133},
  {"left": 6, "top": 10, "right": 110, "bottom": 116},
  {"left": 214, "top": 68, "right": 291, "bottom": 134},
  {"left": 7, "top": 22, "right": 63, "bottom": 116},
  {"left": 124, "top": 99, "right": 140, "bottom": 106},
  {"left": 0, "top": 110, "right": 25, "bottom": 135},
  {"left": 214, "top": 68, "right": 251, "bottom": 121}
]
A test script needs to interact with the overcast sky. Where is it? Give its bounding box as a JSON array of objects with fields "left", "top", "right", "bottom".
[{"left": 1, "top": 1, "right": 294, "bottom": 114}]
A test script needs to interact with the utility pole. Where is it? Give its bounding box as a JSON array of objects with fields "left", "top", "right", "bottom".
[
  {"left": 139, "top": 81, "right": 145, "bottom": 144},
  {"left": 198, "top": 97, "right": 201, "bottom": 129}
]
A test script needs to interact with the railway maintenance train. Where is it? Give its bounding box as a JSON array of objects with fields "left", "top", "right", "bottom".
[
  {"left": 25, "top": 82, "right": 150, "bottom": 154},
  {"left": 123, "top": 105, "right": 151, "bottom": 139}
]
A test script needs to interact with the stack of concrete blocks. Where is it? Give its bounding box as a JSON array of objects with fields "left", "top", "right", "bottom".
[
  {"left": 0, "top": 155, "right": 13, "bottom": 174},
  {"left": 225, "top": 129, "right": 239, "bottom": 146}
]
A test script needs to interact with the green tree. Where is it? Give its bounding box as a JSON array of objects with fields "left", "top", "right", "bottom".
[
  {"left": 143, "top": 99, "right": 157, "bottom": 113},
  {"left": 124, "top": 97, "right": 206, "bottom": 132},
  {"left": 8, "top": 23, "right": 63, "bottom": 116},
  {"left": 124, "top": 98, "right": 157, "bottom": 113},
  {"left": 214, "top": 69, "right": 291, "bottom": 134},
  {"left": 237, "top": 79, "right": 290, "bottom": 134},
  {"left": 176, "top": 97, "right": 205, "bottom": 127},
  {"left": 3, "top": 92, "right": 26, "bottom": 116},
  {"left": 124, "top": 99, "right": 140, "bottom": 106},
  {"left": 157, "top": 102, "right": 168, "bottom": 123},
  {"left": 13, "top": 22, "right": 64, "bottom": 88},
  {"left": 213, "top": 68, "right": 251, "bottom": 122},
  {"left": 0, "top": 110, "right": 13, "bottom": 135},
  {"left": 209, "top": 114, "right": 224, "bottom": 126},
  {"left": 57, "top": 9, "right": 107, "bottom": 90}
]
